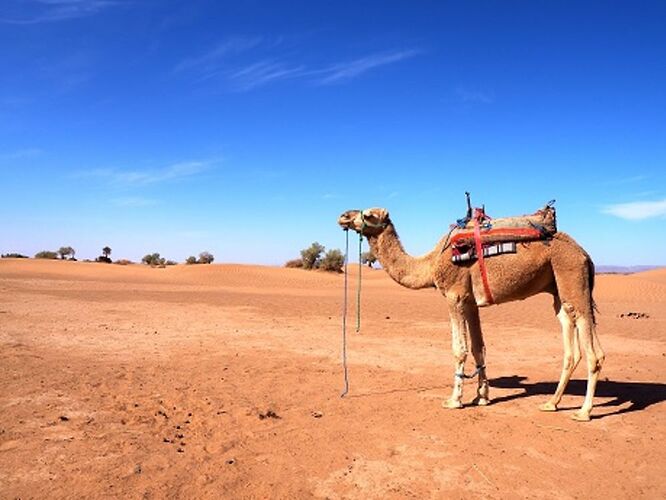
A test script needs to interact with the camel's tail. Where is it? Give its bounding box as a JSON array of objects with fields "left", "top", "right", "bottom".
[{"left": 588, "top": 257, "right": 598, "bottom": 325}]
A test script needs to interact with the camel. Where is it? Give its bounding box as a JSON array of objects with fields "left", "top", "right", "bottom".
[{"left": 338, "top": 207, "right": 605, "bottom": 421}]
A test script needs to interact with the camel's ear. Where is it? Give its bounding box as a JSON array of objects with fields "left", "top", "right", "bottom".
[{"left": 362, "top": 207, "right": 389, "bottom": 219}]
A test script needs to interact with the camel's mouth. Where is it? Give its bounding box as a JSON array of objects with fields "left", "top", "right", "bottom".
[
  {"left": 338, "top": 208, "right": 389, "bottom": 235},
  {"left": 337, "top": 210, "right": 362, "bottom": 231}
]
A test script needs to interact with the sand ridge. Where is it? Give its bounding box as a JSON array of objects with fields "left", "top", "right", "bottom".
[{"left": 0, "top": 259, "right": 664, "bottom": 498}]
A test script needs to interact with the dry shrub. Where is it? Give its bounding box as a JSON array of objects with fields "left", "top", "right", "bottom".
[
  {"left": 35, "top": 250, "right": 58, "bottom": 259},
  {"left": 285, "top": 258, "right": 303, "bottom": 268},
  {"left": 320, "top": 249, "right": 344, "bottom": 272}
]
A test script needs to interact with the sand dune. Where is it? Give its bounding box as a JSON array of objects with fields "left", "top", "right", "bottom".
[{"left": 0, "top": 259, "right": 664, "bottom": 498}]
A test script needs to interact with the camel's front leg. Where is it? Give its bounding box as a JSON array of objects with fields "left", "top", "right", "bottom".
[
  {"left": 443, "top": 296, "right": 469, "bottom": 409},
  {"left": 467, "top": 305, "right": 489, "bottom": 406}
]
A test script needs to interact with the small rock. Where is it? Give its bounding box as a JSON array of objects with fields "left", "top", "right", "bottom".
[
  {"left": 226, "top": 458, "right": 236, "bottom": 465},
  {"left": 258, "top": 409, "right": 281, "bottom": 420},
  {"left": 59, "top": 416, "right": 69, "bottom": 422},
  {"left": 619, "top": 311, "right": 650, "bottom": 319},
  {"left": 134, "top": 464, "right": 142, "bottom": 474},
  {"left": 311, "top": 411, "right": 323, "bottom": 419}
]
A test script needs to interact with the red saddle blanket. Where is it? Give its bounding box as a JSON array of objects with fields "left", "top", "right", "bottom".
[{"left": 451, "top": 202, "right": 557, "bottom": 249}]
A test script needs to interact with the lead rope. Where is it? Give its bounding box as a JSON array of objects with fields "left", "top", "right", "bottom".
[
  {"left": 356, "top": 230, "right": 362, "bottom": 332},
  {"left": 340, "top": 229, "right": 351, "bottom": 397},
  {"left": 341, "top": 227, "right": 364, "bottom": 397}
]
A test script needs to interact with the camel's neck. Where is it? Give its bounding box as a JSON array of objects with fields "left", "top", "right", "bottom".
[{"left": 367, "top": 223, "right": 439, "bottom": 290}]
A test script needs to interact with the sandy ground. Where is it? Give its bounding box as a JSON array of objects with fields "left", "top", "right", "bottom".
[{"left": 0, "top": 259, "right": 664, "bottom": 499}]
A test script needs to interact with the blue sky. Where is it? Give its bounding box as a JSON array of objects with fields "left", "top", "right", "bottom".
[{"left": 1, "top": 0, "right": 665, "bottom": 265}]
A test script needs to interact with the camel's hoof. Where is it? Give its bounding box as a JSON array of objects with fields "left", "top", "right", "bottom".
[
  {"left": 539, "top": 401, "right": 558, "bottom": 412},
  {"left": 571, "top": 411, "right": 591, "bottom": 422},
  {"left": 443, "top": 399, "right": 463, "bottom": 409},
  {"left": 473, "top": 397, "right": 489, "bottom": 406}
]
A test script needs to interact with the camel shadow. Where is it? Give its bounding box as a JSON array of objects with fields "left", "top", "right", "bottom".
[{"left": 490, "top": 376, "right": 666, "bottom": 418}]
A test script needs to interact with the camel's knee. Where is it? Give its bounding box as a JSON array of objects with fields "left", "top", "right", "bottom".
[
  {"left": 584, "top": 351, "right": 603, "bottom": 374},
  {"left": 595, "top": 349, "right": 605, "bottom": 371},
  {"left": 452, "top": 350, "right": 467, "bottom": 365},
  {"left": 562, "top": 353, "right": 575, "bottom": 371},
  {"left": 572, "top": 345, "right": 582, "bottom": 368}
]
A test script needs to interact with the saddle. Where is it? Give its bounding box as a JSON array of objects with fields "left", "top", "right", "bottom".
[{"left": 450, "top": 201, "right": 557, "bottom": 263}]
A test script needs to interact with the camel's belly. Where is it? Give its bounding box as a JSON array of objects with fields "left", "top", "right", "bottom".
[{"left": 470, "top": 252, "right": 555, "bottom": 306}]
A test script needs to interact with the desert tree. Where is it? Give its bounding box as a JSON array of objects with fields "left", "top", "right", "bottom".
[
  {"left": 58, "top": 246, "right": 75, "bottom": 260},
  {"left": 300, "top": 242, "right": 325, "bottom": 270},
  {"left": 198, "top": 251, "right": 215, "bottom": 264},
  {"left": 142, "top": 253, "right": 164, "bottom": 266},
  {"left": 361, "top": 250, "right": 377, "bottom": 268},
  {"left": 320, "top": 249, "right": 345, "bottom": 272},
  {"left": 102, "top": 246, "right": 112, "bottom": 258}
]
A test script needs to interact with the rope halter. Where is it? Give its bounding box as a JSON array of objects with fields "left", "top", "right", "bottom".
[{"left": 359, "top": 210, "right": 388, "bottom": 231}]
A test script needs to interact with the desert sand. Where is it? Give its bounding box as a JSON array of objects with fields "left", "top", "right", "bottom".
[{"left": 0, "top": 258, "right": 664, "bottom": 499}]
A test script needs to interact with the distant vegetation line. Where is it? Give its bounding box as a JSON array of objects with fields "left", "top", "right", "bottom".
[
  {"left": 1, "top": 246, "right": 215, "bottom": 268},
  {"left": 283, "top": 242, "right": 376, "bottom": 273},
  {"left": 3, "top": 249, "right": 660, "bottom": 273}
]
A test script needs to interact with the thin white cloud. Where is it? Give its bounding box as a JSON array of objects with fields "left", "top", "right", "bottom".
[
  {"left": 224, "top": 50, "right": 420, "bottom": 91},
  {"left": 603, "top": 199, "right": 666, "bottom": 220},
  {"left": 75, "top": 160, "right": 214, "bottom": 186},
  {"left": 317, "top": 50, "right": 421, "bottom": 85},
  {"left": 226, "top": 60, "right": 307, "bottom": 91},
  {"left": 1, "top": 0, "right": 120, "bottom": 24},
  {"left": 173, "top": 36, "right": 263, "bottom": 74},
  {"left": 175, "top": 38, "right": 421, "bottom": 92}
]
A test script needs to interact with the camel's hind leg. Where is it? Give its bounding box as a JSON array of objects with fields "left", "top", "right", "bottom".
[
  {"left": 539, "top": 296, "right": 581, "bottom": 412},
  {"left": 551, "top": 246, "right": 604, "bottom": 421},
  {"left": 572, "top": 315, "right": 605, "bottom": 421}
]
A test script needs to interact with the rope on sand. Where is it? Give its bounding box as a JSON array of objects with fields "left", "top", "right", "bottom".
[{"left": 341, "top": 229, "right": 363, "bottom": 397}]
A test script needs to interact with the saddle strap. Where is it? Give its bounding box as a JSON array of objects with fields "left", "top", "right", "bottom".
[{"left": 474, "top": 216, "right": 495, "bottom": 305}]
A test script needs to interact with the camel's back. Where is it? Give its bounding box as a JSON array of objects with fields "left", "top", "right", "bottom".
[{"left": 434, "top": 231, "right": 592, "bottom": 306}]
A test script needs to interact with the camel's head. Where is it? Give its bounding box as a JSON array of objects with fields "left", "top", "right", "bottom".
[{"left": 338, "top": 208, "right": 390, "bottom": 236}]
